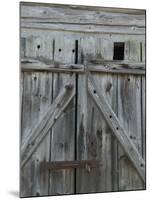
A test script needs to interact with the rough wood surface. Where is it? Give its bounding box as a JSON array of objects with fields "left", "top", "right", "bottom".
[
  {"left": 88, "top": 77, "right": 145, "bottom": 182},
  {"left": 141, "top": 41, "right": 146, "bottom": 160},
  {"left": 117, "top": 40, "right": 145, "bottom": 190},
  {"left": 20, "top": 2, "right": 146, "bottom": 196},
  {"left": 21, "top": 72, "right": 52, "bottom": 197},
  {"left": 49, "top": 36, "right": 76, "bottom": 195},
  {"left": 21, "top": 21, "right": 145, "bottom": 35},
  {"left": 21, "top": 3, "right": 145, "bottom": 27},
  {"left": 21, "top": 78, "right": 75, "bottom": 168},
  {"left": 21, "top": 28, "right": 145, "bottom": 43},
  {"left": 21, "top": 58, "right": 145, "bottom": 75},
  {"left": 21, "top": 58, "right": 84, "bottom": 73},
  {"left": 76, "top": 37, "right": 118, "bottom": 193},
  {"left": 20, "top": 34, "right": 54, "bottom": 197},
  {"left": 41, "top": 160, "right": 100, "bottom": 170},
  {"left": 87, "top": 62, "right": 145, "bottom": 75},
  {"left": 21, "top": 2, "right": 145, "bottom": 15}
]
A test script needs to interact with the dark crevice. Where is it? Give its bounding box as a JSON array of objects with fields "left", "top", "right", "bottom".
[
  {"left": 48, "top": 40, "right": 55, "bottom": 195},
  {"left": 113, "top": 42, "right": 125, "bottom": 60},
  {"left": 140, "top": 42, "right": 143, "bottom": 62},
  {"left": 52, "top": 39, "right": 55, "bottom": 60},
  {"left": 74, "top": 39, "right": 78, "bottom": 194}
]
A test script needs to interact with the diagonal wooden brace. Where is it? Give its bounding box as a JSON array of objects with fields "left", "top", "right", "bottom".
[
  {"left": 21, "top": 76, "right": 75, "bottom": 168},
  {"left": 88, "top": 75, "right": 145, "bottom": 182}
]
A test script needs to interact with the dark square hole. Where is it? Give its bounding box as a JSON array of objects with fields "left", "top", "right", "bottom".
[{"left": 113, "top": 42, "right": 125, "bottom": 60}]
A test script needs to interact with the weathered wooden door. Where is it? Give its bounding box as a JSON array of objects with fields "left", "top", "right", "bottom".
[{"left": 20, "top": 2, "right": 146, "bottom": 198}]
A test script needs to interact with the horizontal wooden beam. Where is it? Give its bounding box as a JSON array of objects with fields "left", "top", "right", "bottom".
[
  {"left": 21, "top": 4, "right": 145, "bottom": 27},
  {"left": 21, "top": 58, "right": 84, "bottom": 73},
  {"left": 21, "top": 21, "right": 145, "bottom": 35},
  {"left": 21, "top": 2, "right": 145, "bottom": 15},
  {"left": 88, "top": 76, "right": 145, "bottom": 182},
  {"left": 21, "top": 58, "right": 145, "bottom": 75},
  {"left": 21, "top": 76, "right": 75, "bottom": 168},
  {"left": 41, "top": 160, "right": 101, "bottom": 171},
  {"left": 87, "top": 61, "right": 145, "bottom": 75}
]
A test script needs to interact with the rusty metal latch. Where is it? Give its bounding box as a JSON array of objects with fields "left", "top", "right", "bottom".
[{"left": 41, "top": 160, "right": 102, "bottom": 172}]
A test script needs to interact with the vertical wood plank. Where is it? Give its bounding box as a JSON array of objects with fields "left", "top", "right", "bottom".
[
  {"left": 49, "top": 35, "right": 76, "bottom": 195},
  {"left": 21, "top": 72, "right": 32, "bottom": 197},
  {"left": 118, "top": 40, "right": 144, "bottom": 190},
  {"left": 21, "top": 34, "right": 53, "bottom": 197},
  {"left": 141, "top": 41, "right": 146, "bottom": 160},
  {"left": 77, "top": 36, "right": 118, "bottom": 193}
]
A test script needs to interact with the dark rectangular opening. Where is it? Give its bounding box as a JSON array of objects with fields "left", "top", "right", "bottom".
[{"left": 113, "top": 42, "right": 125, "bottom": 60}]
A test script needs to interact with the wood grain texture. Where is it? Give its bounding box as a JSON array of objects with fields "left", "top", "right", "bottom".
[
  {"left": 141, "top": 41, "right": 146, "bottom": 160},
  {"left": 21, "top": 58, "right": 145, "bottom": 75},
  {"left": 49, "top": 35, "right": 76, "bottom": 195},
  {"left": 20, "top": 2, "right": 146, "bottom": 196},
  {"left": 20, "top": 34, "right": 54, "bottom": 197},
  {"left": 21, "top": 4, "right": 145, "bottom": 35},
  {"left": 117, "top": 40, "right": 145, "bottom": 190},
  {"left": 88, "top": 77, "right": 145, "bottom": 181},
  {"left": 87, "top": 62, "right": 145, "bottom": 75},
  {"left": 21, "top": 28, "right": 145, "bottom": 44},
  {"left": 21, "top": 21, "right": 145, "bottom": 35},
  {"left": 21, "top": 78, "right": 75, "bottom": 168},
  {"left": 21, "top": 72, "right": 52, "bottom": 197},
  {"left": 21, "top": 2, "right": 145, "bottom": 15},
  {"left": 76, "top": 37, "right": 118, "bottom": 193},
  {"left": 21, "top": 4, "right": 145, "bottom": 27}
]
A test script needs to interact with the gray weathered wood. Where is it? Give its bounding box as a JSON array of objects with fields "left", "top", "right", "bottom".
[
  {"left": 21, "top": 22, "right": 145, "bottom": 35},
  {"left": 87, "top": 62, "right": 145, "bottom": 75},
  {"left": 21, "top": 58, "right": 84, "bottom": 73},
  {"left": 21, "top": 2, "right": 145, "bottom": 15},
  {"left": 21, "top": 28, "right": 145, "bottom": 43},
  {"left": 21, "top": 77, "right": 75, "bottom": 168},
  {"left": 21, "top": 72, "right": 52, "bottom": 197},
  {"left": 49, "top": 35, "right": 76, "bottom": 195},
  {"left": 20, "top": 2, "right": 146, "bottom": 196},
  {"left": 76, "top": 37, "right": 117, "bottom": 193},
  {"left": 141, "top": 41, "right": 146, "bottom": 160},
  {"left": 21, "top": 77, "right": 74, "bottom": 155},
  {"left": 21, "top": 4, "right": 145, "bottom": 27},
  {"left": 118, "top": 40, "right": 144, "bottom": 190},
  {"left": 88, "top": 76, "right": 145, "bottom": 182},
  {"left": 21, "top": 58, "right": 145, "bottom": 74}
]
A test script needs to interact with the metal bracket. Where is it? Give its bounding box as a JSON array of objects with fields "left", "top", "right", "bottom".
[{"left": 41, "top": 160, "right": 101, "bottom": 172}]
